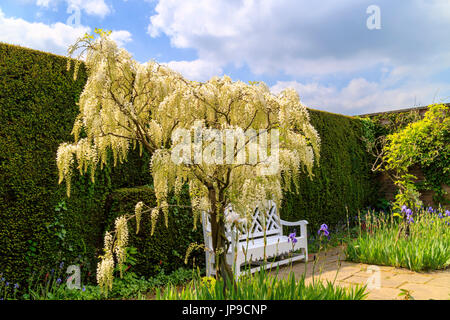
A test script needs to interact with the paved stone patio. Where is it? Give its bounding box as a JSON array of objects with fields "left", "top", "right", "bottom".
[{"left": 275, "top": 246, "right": 450, "bottom": 300}]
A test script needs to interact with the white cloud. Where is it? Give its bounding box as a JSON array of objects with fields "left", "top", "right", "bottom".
[
  {"left": 147, "top": 0, "right": 450, "bottom": 113},
  {"left": 36, "top": 0, "right": 111, "bottom": 18},
  {"left": 164, "top": 59, "right": 223, "bottom": 81},
  {"left": 110, "top": 30, "right": 132, "bottom": 47},
  {"left": 0, "top": 7, "right": 89, "bottom": 55},
  {"left": 0, "top": 8, "right": 132, "bottom": 56},
  {"left": 36, "top": 0, "right": 51, "bottom": 6},
  {"left": 147, "top": 0, "right": 450, "bottom": 79},
  {"left": 271, "top": 79, "right": 450, "bottom": 115}
]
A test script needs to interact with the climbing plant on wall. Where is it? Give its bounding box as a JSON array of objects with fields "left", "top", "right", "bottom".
[{"left": 381, "top": 104, "right": 449, "bottom": 208}]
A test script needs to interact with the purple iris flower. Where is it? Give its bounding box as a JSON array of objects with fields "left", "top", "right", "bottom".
[
  {"left": 445, "top": 210, "right": 450, "bottom": 217},
  {"left": 427, "top": 207, "right": 434, "bottom": 213},
  {"left": 318, "top": 224, "right": 330, "bottom": 237},
  {"left": 401, "top": 205, "right": 407, "bottom": 213},
  {"left": 288, "top": 232, "right": 298, "bottom": 243},
  {"left": 406, "top": 215, "right": 414, "bottom": 224},
  {"left": 405, "top": 209, "right": 414, "bottom": 224},
  {"left": 56, "top": 278, "right": 62, "bottom": 284}
]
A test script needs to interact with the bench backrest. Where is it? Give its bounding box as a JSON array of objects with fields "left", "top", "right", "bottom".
[{"left": 202, "top": 201, "right": 283, "bottom": 246}]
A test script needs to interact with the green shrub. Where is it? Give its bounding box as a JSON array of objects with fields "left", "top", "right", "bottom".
[
  {"left": 366, "top": 105, "right": 450, "bottom": 206},
  {"left": 13, "top": 266, "right": 193, "bottom": 300}
]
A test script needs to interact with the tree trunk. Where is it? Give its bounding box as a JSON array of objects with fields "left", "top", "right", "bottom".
[{"left": 208, "top": 186, "right": 235, "bottom": 290}]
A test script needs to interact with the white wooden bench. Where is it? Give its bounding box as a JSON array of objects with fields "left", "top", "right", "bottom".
[{"left": 202, "top": 201, "right": 308, "bottom": 278}]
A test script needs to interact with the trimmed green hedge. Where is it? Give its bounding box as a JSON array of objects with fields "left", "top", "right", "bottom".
[
  {"left": 280, "top": 109, "right": 378, "bottom": 234},
  {"left": 105, "top": 186, "right": 204, "bottom": 276},
  {"left": 0, "top": 43, "right": 150, "bottom": 284}
]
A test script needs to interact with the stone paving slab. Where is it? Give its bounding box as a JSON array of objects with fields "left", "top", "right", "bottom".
[
  {"left": 397, "top": 283, "right": 450, "bottom": 300},
  {"left": 365, "top": 287, "right": 403, "bottom": 300},
  {"left": 275, "top": 246, "right": 450, "bottom": 300},
  {"left": 426, "top": 276, "right": 450, "bottom": 288}
]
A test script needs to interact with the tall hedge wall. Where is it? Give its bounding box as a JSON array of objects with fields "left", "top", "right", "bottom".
[
  {"left": 105, "top": 186, "right": 204, "bottom": 276},
  {"left": 0, "top": 43, "right": 150, "bottom": 283},
  {"left": 0, "top": 42, "right": 378, "bottom": 283},
  {"left": 280, "top": 109, "right": 378, "bottom": 233}
]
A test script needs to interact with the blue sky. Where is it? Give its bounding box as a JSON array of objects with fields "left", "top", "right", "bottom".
[{"left": 1, "top": 0, "right": 449, "bottom": 115}]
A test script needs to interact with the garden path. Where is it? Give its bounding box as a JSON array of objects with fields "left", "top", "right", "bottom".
[{"left": 275, "top": 246, "right": 450, "bottom": 300}]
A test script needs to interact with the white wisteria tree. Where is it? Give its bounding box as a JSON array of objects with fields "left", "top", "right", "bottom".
[{"left": 57, "top": 30, "right": 320, "bottom": 293}]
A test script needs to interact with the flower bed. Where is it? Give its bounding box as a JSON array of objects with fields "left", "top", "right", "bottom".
[{"left": 345, "top": 207, "right": 450, "bottom": 272}]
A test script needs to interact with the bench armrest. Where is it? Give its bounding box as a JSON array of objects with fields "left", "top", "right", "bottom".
[
  {"left": 279, "top": 219, "right": 308, "bottom": 226},
  {"left": 280, "top": 219, "right": 308, "bottom": 238}
]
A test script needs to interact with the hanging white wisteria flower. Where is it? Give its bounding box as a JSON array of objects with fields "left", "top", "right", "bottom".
[
  {"left": 134, "top": 201, "right": 144, "bottom": 234},
  {"left": 114, "top": 216, "right": 129, "bottom": 277},
  {"left": 96, "top": 231, "right": 114, "bottom": 295}
]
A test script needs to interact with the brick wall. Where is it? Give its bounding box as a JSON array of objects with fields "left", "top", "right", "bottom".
[{"left": 378, "top": 166, "right": 449, "bottom": 208}]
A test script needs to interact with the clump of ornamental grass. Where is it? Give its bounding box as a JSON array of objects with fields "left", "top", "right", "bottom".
[
  {"left": 345, "top": 207, "right": 450, "bottom": 272},
  {"left": 156, "top": 267, "right": 367, "bottom": 300}
]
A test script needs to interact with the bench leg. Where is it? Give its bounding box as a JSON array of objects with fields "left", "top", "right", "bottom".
[{"left": 206, "top": 252, "right": 215, "bottom": 277}]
